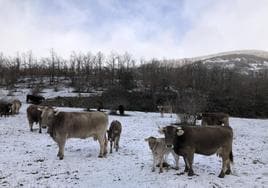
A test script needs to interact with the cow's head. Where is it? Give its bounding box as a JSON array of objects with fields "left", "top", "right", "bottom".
[
  {"left": 145, "top": 136, "right": 157, "bottom": 150},
  {"left": 7, "top": 103, "right": 12, "bottom": 113},
  {"left": 158, "top": 125, "right": 184, "bottom": 148},
  {"left": 196, "top": 113, "right": 203, "bottom": 120},
  {"left": 107, "top": 129, "right": 113, "bottom": 141},
  {"left": 107, "top": 129, "right": 119, "bottom": 141},
  {"left": 38, "top": 106, "right": 59, "bottom": 129}
]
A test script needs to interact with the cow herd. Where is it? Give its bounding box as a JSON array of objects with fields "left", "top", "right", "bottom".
[{"left": 0, "top": 96, "right": 234, "bottom": 179}]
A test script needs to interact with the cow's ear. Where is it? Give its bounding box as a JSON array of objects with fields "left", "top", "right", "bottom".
[
  {"left": 176, "top": 127, "right": 184, "bottom": 136},
  {"left": 158, "top": 126, "right": 165, "bottom": 134},
  {"left": 145, "top": 137, "right": 150, "bottom": 142}
]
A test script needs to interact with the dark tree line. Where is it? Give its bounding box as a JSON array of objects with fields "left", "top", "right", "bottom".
[{"left": 0, "top": 51, "right": 267, "bottom": 118}]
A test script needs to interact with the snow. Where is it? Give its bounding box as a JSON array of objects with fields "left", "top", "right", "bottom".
[{"left": 0, "top": 101, "right": 268, "bottom": 187}]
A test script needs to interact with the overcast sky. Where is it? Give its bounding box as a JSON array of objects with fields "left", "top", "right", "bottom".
[{"left": 0, "top": 0, "right": 267, "bottom": 59}]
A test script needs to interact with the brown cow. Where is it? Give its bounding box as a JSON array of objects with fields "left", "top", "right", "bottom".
[
  {"left": 27, "top": 105, "right": 46, "bottom": 133},
  {"left": 145, "top": 136, "right": 179, "bottom": 173},
  {"left": 159, "top": 125, "right": 233, "bottom": 178},
  {"left": 107, "top": 120, "right": 122, "bottom": 153},
  {"left": 39, "top": 107, "right": 108, "bottom": 159},
  {"left": 198, "top": 112, "right": 229, "bottom": 126},
  {"left": 11, "top": 99, "right": 22, "bottom": 115}
]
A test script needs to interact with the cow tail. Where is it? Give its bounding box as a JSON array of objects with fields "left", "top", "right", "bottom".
[{"left": 229, "top": 151, "right": 233, "bottom": 163}]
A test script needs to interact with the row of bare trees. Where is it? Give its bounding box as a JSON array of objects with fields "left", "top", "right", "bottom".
[{"left": 0, "top": 51, "right": 267, "bottom": 118}]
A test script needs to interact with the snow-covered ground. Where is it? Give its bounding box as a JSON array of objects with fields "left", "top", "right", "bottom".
[{"left": 0, "top": 102, "right": 268, "bottom": 187}]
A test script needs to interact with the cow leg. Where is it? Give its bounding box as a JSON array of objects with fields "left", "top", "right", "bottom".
[
  {"left": 218, "top": 150, "right": 230, "bottom": 178},
  {"left": 115, "top": 136, "right": 120, "bottom": 152},
  {"left": 152, "top": 155, "right": 156, "bottom": 172},
  {"left": 38, "top": 122, "right": 42, "bottom": 133},
  {"left": 109, "top": 140, "right": 112, "bottom": 153},
  {"left": 29, "top": 122, "right": 33, "bottom": 132},
  {"left": 159, "top": 154, "right": 164, "bottom": 173},
  {"left": 171, "top": 151, "right": 179, "bottom": 170},
  {"left": 225, "top": 162, "right": 231, "bottom": 175},
  {"left": 185, "top": 152, "right": 194, "bottom": 176},
  {"left": 183, "top": 156, "right": 189, "bottom": 172},
  {"left": 97, "top": 134, "right": 106, "bottom": 158},
  {"left": 104, "top": 135, "right": 108, "bottom": 156},
  {"left": 56, "top": 139, "right": 66, "bottom": 160}
]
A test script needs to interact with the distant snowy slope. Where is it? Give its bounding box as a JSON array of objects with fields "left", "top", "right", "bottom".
[{"left": 168, "top": 50, "right": 268, "bottom": 73}]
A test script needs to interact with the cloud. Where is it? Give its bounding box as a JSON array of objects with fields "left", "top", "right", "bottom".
[
  {"left": 0, "top": 0, "right": 267, "bottom": 59},
  {"left": 179, "top": 0, "right": 268, "bottom": 57}
]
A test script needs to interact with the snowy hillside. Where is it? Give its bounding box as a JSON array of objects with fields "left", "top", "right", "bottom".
[
  {"left": 0, "top": 100, "right": 268, "bottom": 187},
  {"left": 170, "top": 50, "right": 268, "bottom": 74}
]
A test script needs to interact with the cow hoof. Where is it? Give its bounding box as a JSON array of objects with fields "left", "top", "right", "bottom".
[
  {"left": 98, "top": 155, "right": 103, "bottom": 158},
  {"left": 188, "top": 170, "right": 194, "bottom": 176},
  {"left": 159, "top": 170, "right": 163, "bottom": 174},
  {"left": 218, "top": 172, "right": 225, "bottom": 178},
  {"left": 30, "top": 129, "right": 33, "bottom": 132},
  {"left": 225, "top": 169, "right": 231, "bottom": 175},
  {"left": 59, "top": 157, "right": 64, "bottom": 160}
]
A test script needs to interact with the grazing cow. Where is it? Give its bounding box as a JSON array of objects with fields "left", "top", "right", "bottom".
[
  {"left": 157, "top": 105, "right": 173, "bottom": 118},
  {"left": 0, "top": 101, "right": 12, "bottom": 117},
  {"left": 107, "top": 120, "right": 122, "bottom": 153},
  {"left": 145, "top": 136, "right": 179, "bottom": 173},
  {"left": 26, "top": 94, "right": 45, "bottom": 104},
  {"left": 39, "top": 107, "right": 108, "bottom": 159},
  {"left": 27, "top": 105, "right": 46, "bottom": 133},
  {"left": 198, "top": 112, "right": 229, "bottom": 126},
  {"left": 159, "top": 125, "right": 233, "bottom": 178},
  {"left": 11, "top": 99, "right": 22, "bottom": 115}
]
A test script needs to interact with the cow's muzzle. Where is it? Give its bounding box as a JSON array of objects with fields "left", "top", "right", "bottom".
[{"left": 41, "top": 124, "right": 47, "bottom": 129}]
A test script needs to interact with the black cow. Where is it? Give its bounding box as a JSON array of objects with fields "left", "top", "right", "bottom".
[
  {"left": 0, "top": 101, "right": 12, "bottom": 117},
  {"left": 26, "top": 94, "right": 45, "bottom": 104}
]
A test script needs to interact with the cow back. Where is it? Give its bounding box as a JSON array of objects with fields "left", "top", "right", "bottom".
[
  {"left": 175, "top": 126, "right": 233, "bottom": 155},
  {"left": 50, "top": 111, "right": 108, "bottom": 139}
]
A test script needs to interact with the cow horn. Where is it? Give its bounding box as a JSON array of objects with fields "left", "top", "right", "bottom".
[
  {"left": 176, "top": 127, "right": 184, "bottom": 136},
  {"left": 158, "top": 126, "right": 165, "bottom": 134},
  {"left": 54, "top": 109, "right": 60, "bottom": 116}
]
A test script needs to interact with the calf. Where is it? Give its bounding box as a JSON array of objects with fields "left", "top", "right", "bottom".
[
  {"left": 27, "top": 105, "right": 46, "bottom": 133},
  {"left": 159, "top": 125, "right": 233, "bottom": 178},
  {"left": 11, "top": 99, "right": 22, "bottom": 115},
  {"left": 198, "top": 112, "right": 229, "bottom": 126},
  {"left": 107, "top": 120, "right": 122, "bottom": 153},
  {"left": 145, "top": 136, "right": 179, "bottom": 173}
]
